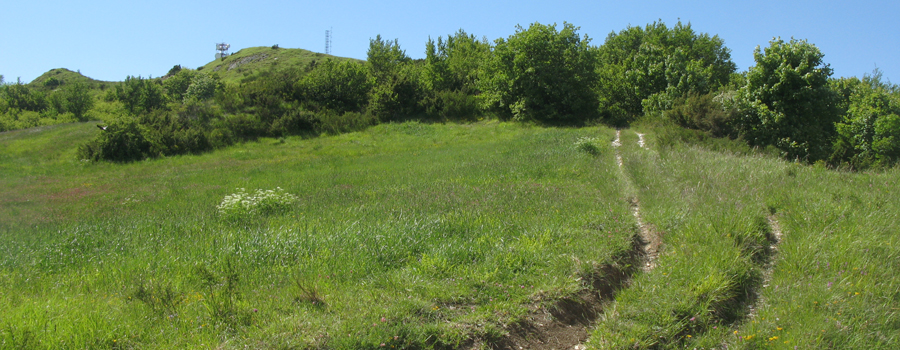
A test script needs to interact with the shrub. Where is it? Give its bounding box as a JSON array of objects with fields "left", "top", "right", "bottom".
[
  {"left": 183, "top": 73, "right": 219, "bottom": 102},
  {"left": 421, "top": 89, "right": 481, "bottom": 121},
  {"left": 78, "top": 117, "right": 152, "bottom": 162},
  {"left": 269, "top": 109, "right": 318, "bottom": 136},
  {"left": 316, "top": 110, "right": 376, "bottom": 135},
  {"left": 294, "top": 59, "right": 372, "bottom": 114},
  {"left": 664, "top": 92, "right": 734, "bottom": 137},
  {"left": 573, "top": 136, "right": 606, "bottom": 156},
  {"left": 216, "top": 187, "right": 298, "bottom": 219}
]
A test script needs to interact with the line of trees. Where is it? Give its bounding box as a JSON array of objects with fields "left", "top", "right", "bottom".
[{"left": 3, "top": 21, "right": 897, "bottom": 168}]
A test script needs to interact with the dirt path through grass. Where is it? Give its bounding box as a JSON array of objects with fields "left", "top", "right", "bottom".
[
  {"left": 615, "top": 130, "right": 660, "bottom": 271},
  {"left": 745, "top": 214, "right": 784, "bottom": 320},
  {"left": 493, "top": 130, "right": 659, "bottom": 350}
]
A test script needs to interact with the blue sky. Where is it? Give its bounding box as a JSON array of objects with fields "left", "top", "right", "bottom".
[{"left": 2, "top": 0, "right": 898, "bottom": 84}]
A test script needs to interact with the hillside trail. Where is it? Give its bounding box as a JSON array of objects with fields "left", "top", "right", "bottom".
[
  {"left": 485, "top": 130, "right": 661, "bottom": 350},
  {"left": 744, "top": 214, "right": 784, "bottom": 319},
  {"left": 614, "top": 130, "right": 660, "bottom": 271}
]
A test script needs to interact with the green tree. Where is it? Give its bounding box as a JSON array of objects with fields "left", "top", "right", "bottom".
[
  {"left": 163, "top": 68, "right": 196, "bottom": 101},
  {"left": 732, "top": 38, "right": 839, "bottom": 161},
  {"left": 183, "top": 73, "right": 219, "bottom": 102},
  {"left": 595, "top": 21, "right": 736, "bottom": 125},
  {"left": 367, "top": 35, "right": 410, "bottom": 81},
  {"left": 830, "top": 71, "right": 900, "bottom": 168},
  {"left": 62, "top": 82, "right": 94, "bottom": 121},
  {"left": 479, "top": 22, "right": 598, "bottom": 123},
  {"left": 116, "top": 76, "right": 166, "bottom": 114},
  {"left": 295, "top": 59, "right": 372, "bottom": 113},
  {"left": 366, "top": 35, "right": 423, "bottom": 121},
  {"left": 3, "top": 82, "right": 46, "bottom": 112},
  {"left": 422, "top": 30, "right": 490, "bottom": 93}
]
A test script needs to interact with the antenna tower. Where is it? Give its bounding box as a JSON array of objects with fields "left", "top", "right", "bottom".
[
  {"left": 325, "top": 28, "right": 332, "bottom": 55},
  {"left": 216, "top": 42, "right": 231, "bottom": 60}
]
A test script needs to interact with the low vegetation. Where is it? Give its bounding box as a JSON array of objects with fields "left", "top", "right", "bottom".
[
  {"left": 0, "top": 121, "right": 642, "bottom": 348},
  {"left": 1, "top": 18, "right": 898, "bottom": 350}
]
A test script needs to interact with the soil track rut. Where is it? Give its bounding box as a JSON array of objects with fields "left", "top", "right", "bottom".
[
  {"left": 615, "top": 130, "right": 660, "bottom": 271},
  {"left": 745, "top": 214, "right": 784, "bottom": 319},
  {"left": 482, "top": 130, "right": 660, "bottom": 350}
]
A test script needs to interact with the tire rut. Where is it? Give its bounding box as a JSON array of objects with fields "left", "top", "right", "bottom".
[{"left": 479, "top": 130, "right": 659, "bottom": 350}]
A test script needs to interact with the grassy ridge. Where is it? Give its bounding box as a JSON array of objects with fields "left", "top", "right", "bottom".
[
  {"left": 198, "top": 46, "right": 359, "bottom": 83},
  {"left": 0, "top": 121, "right": 634, "bottom": 348},
  {"left": 588, "top": 130, "right": 899, "bottom": 349}
]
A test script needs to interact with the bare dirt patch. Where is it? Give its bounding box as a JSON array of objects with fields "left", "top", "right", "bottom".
[{"left": 488, "top": 254, "right": 640, "bottom": 350}]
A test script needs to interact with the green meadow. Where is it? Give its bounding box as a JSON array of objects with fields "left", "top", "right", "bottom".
[
  {"left": 1, "top": 121, "right": 898, "bottom": 349},
  {"left": 1, "top": 121, "right": 636, "bottom": 349}
]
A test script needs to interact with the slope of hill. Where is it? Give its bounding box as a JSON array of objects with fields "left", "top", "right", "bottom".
[
  {"left": 1, "top": 121, "right": 898, "bottom": 349},
  {"left": 197, "top": 46, "right": 361, "bottom": 83},
  {"left": 28, "top": 68, "right": 116, "bottom": 91}
]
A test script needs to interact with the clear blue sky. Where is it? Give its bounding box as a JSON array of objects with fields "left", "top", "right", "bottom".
[{"left": 3, "top": 0, "right": 898, "bottom": 84}]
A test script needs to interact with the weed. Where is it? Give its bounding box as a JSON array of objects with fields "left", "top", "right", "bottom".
[
  {"left": 216, "top": 187, "right": 298, "bottom": 219},
  {"left": 574, "top": 136, "right": 606, "bottom": 156}
]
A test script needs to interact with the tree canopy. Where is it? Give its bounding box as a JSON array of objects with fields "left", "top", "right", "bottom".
[
  {"left": 479, "top": 22, "right": 598, "bottom": 123},
  {"left": 595, "top": 21, "right": 736, "bottom": 125}
]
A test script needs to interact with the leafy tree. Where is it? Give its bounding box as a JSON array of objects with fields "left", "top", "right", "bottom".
[
  {"left": 3, "top": 82, "right": 46, "bottom": 112},
  {"left": 43, "top": 77, "right": 62, "bottom": 89},
  {"left": 116, "top": 76, "right": 166, "bottom": 114},
  {"left": 183, "top": 73, "right": 219, "bottom": 101},
  {"left": 61, "top": 82, "right": 94, "bottom": 121},
  {"left": 295, "top": 59, "right": 372, "bottom": 113},
  {"left": 595, "top": 21, "right": 736, "bottom": 125},
  {"left": 830, "top": 72, "right": 900, "bottom": 168},
  {"left": 479, "top": 22, "right": 598, "bottom": 123},
  {"left": 732, "top": 38, "right": 839, "bottom": 161},
  {"left": 78, "top": 116, "right": 152, "bottom": 162},
  {"left": 367, "top": 35, "right": 410, "bottom": 80},
  {"left": 366, "top": 63, "right": 424, "bottom": 121},
  {"left": 422, "top": 30, "right": 490, "bottom": 93},
  {"left": 366, "top": 35, "right": 423, "bottom": 121},
  {"left": 163, "top": 68, "right": 196, "bottom": 101}
]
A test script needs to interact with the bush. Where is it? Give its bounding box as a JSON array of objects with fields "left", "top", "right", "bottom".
[
  {"left": 421, "top": 89, "right": 481, "bottom": 121},
  {"left": 269, "top": 109, "right": 318, "bottom": 136},
  {"left": 320, "top": 111, "right": 376, "bottom": 134},
  {"left": 573, "top": 136, "right": 606, "bottom": 156},
  {"left": 663, "top": 92, "right": 734, "bottom": 137},
  {"left": 294, "top": 59, "right": 372, "bottom": 114},
  {"left": 829, "top": 74, "right": 900, "bottom": 169},
  {"left": 183, "top": 73, "right": 219, "bottom": 102},
  {"left": 78, "top": 117, "right": 152, "bottom": 162},
  {"left": 216, "top": 187, "right": 298, "bottom": 219},
  {"left": 116, "top": 76, "right": 166, "bottom": 114}
]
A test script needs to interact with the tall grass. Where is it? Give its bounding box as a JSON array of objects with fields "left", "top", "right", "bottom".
[
  {"left": 0, "top": 121, "right": 632, "bottom": 348},
  {"left": 588, "top": 130, "right": 899, "bottom": 349}
]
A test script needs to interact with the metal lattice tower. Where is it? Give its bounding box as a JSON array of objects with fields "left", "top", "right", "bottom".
[
  {"left": 325, "top": 29, "right": 332, "bottom": 55},
  {"left": 216, "top": 43, "right": 230, "bottom": 59}
]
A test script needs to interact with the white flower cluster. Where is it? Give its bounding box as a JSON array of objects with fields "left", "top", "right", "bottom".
[
  {"left": 216, "top": 187, "right": 298, "bottom": 218},
  {"left": 574, "top": 136, "right": 604, "bottom": 155}
]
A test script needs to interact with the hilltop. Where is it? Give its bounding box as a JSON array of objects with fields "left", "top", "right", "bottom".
[
  {"left": 28, "top": 68, "right": 116, "bottom": 91},
  {"left": 196, "top": 46, "right": 361, "bottom": 83}
]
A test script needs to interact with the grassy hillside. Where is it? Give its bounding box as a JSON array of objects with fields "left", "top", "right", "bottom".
[
  {"left": 1, "top": 121, "right": 897, "bottom": 349},
  {"left": 28, "top": 68, "right": 117, "bottom": 91},
  {"left": 197, "top": 46, "right": 361, "bottom": 83},
  {"left": 0, "top": 121, "right": 637, "bottom": 349}
]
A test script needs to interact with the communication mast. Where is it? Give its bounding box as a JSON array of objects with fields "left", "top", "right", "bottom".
[
  {"left": 325, "top": 28, "right": 332, "bottom": 55},
  {"left": 215, "top": 43, "right": 231, "bottom": 59}
]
